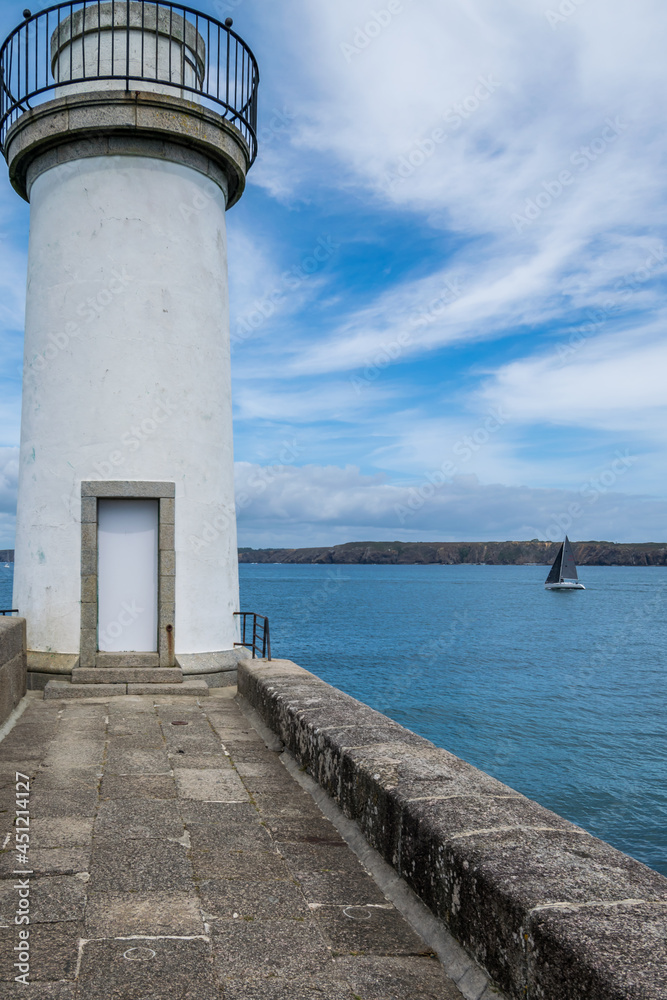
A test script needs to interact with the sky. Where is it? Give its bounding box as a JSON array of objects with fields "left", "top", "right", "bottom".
[{"left": 1, "top": 0, "right": 667, "bottom": 548}]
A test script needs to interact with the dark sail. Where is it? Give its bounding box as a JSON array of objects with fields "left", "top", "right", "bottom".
[
  {"left": 560, "top": 535, "right": 578, "bottom": 580},
  {"left": 545, "top": 543, "right": 563, "bottom": 584}
]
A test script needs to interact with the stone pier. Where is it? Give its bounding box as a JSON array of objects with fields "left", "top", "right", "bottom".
[{"left": 0, "top": 689, "right": 475, "bottom": 999}]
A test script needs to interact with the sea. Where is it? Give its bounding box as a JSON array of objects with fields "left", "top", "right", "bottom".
[{"left": 2, "top": 560, "right": 666, "bottom": 875}]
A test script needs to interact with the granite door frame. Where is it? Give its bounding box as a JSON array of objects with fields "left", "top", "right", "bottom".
[{"left": 80, "top": 481, "right": 175, "bottom": 667}]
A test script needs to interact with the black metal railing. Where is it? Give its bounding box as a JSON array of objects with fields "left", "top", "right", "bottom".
[
  {"left": 0, "top": 610, "right": 18, "bottom": 616},
  {"left": 234, "top": 611, "right": 271, "bottom": 660},
  {"left": 0, "top": 1, "right": 259, "bottom": 161}
]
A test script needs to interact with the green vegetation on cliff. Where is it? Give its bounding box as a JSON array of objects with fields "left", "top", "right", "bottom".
[{"left": 238, "top": 540, "right": 667, "bottom": 566}]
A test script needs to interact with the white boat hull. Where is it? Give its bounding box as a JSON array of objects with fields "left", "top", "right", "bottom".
[{"left": 545, "top": 581, "right": 585, "bottom": 590}]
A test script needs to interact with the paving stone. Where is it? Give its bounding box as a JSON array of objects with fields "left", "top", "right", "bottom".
[
  {"left": 0, "top": 764, "right": 39, "bottom": 789},
  {"left": 312, "top": 904, "right": 433, "bottom": 956},
  {"left": 106, "top": 721, "right": 162, "bottom": 738},
  {"left": 27, "top": 788, "right": 99, "bottom": 819},
  {"left": 32, "top": 767, "right": 102, "bottom": 792},
  {"left": 0, "top": 875, "right": 86, "bottom": 924},
  {"left": 59, "top": 705, "right": 108, "bottom": 725},
  {"left": 88, "top": 839, "right": 193, "bottom": 892},
  {"left": 233, "top": 761, "right": 288, "bottom": 778},
  {"left": 222, "top": 979, "right": 354, "bottom": 1000},
  {"left": 207, "top": 712, "right": 257, "bottom": 731},
  {"left": 202, "top": 879, "right": 310, "bottom": 921},
  {"left": 168, "top": 751, "right": 230, "bottom": 769},
  {"left": 0, "top": 922, "right": 82, "bottom": 981},
  {"left": 155, "top": 705, "right": 208, "bottom": 721},
  {"left": 0, "top": 693, "right": 465, "bottom": 999},
  {"left": 221, "top": 739, "right": 275, "bottom": 758},
  {"left": 218, "top": 727, "right": 265, "bottom": 744},
  {"left": 252, "top": 790, "right": 325, "bottom": 820},
  {"left": 174, "top": 768, "right": 248, "bottom": 802},
  {"left": 179, "top": 800, "right": 259, "bottom": 825},
  {"left": 242, "top": 774, "right": 304, "bottom": 795},
  {"left": 277, "top": 843, "right": 369, "bottom": 875},
  {"left": 265, "top": 816, "right": 345, "bottom": 845},
  {"left": 43, "top": 739, "right": 106, "bottom": 770},
  {"left": 43, "top": 681, "right": 126, "bottom": 699},
  {"left": 84, "top": 890, "right": 204, "bottom": 936},
  {"left": 296, "top": 871, "right": 388, "bottom": 906},
  {"left": 105, "top": 746, "right": 171, "bottom": 775},
  {"left": 334, "top": 955, "right": 465, "bottom": 999},
  {"left": 212, "top": 918, "right": 335, "bottom": 980},
  {"left": 107, "top": 717, "right": 161, "bottom": 738},
  {"left": 0, "top": 847, "right": 90, "bottom": 879},
  {"left": 106, "top": 734, "right": 165, "bottom": 750},
  {"left": 162, "top": 728, "right": 223, "bottom": 752},
  {"left": 220, "top": 745, "right": 278, "bottom": 764},
  {"left": 188, "top": 819, "right": 272, "bottom": 852},
  {"left": 0, "top": 735, "right": 51, "bottom": 761},
  {"left": 0, "top": 983, "right": 76, "bottom": 999},
  {"left": 193, "top": 848, "right": 292, "bottom": 883},
  {"left": 99, "top": 773, "right": 177, "bottom": 799},
  {"left": 76, "top": 937, "right": 220, "bottom": 999},
  {"left": 94, "top": 798, "right": 184, "bottom": 840}
]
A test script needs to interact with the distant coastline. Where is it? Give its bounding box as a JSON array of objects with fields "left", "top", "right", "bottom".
[
  {"left": 3, "top": 542, "right": 667, "bottom": 567},
  {"left": 238, "top": 540, "right": 667, "bottom": 566}
]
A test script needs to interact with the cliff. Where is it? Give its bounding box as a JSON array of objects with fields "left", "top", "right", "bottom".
[{"left": 238, "top": 540, "right": 667, "bottom": 566}]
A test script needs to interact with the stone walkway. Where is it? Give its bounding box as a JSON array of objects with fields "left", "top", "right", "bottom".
[{"left": 0, "top": 690, "right": 464, "bottom": 999}]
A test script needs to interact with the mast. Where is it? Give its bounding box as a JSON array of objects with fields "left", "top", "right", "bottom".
[{"left": 561, "top": 536, "right": 578, "bottom": 581}]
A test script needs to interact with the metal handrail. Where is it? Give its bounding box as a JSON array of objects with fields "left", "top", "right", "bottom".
[
  {"left": 234, "top": 611, "right": 271, "bottom": 660},
  {"left": 0, "top": 610, "right": 18, "bottom": 616},
  {"left": 0, "top": 1, "right": 259, "bottom": 162}
]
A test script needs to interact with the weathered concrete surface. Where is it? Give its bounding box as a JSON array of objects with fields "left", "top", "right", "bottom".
[
  {"left": 0, "top": 690, "right": 465, "bottom": 998},
  {"left": 72, "top": 667, "right": 184, "bottom": 684},
  {"left": 43, "top": 678, "right": 209, "bottom": 699},
  {"left": 238, "top": 658, "right": 667, "bottom": 1000},
  {"left": 177, "top": 647, "right": 252, "bottom": 688},
  {"left": 27, "top": 651, "right": 79, "bottom": 691},
  {"left": 0, "top": 617, "right": 26, "bottom": 726}
]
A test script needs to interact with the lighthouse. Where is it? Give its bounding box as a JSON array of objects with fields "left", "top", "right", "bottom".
[{"left": 1, "top": 2, "right": 258, "bottom": 685}]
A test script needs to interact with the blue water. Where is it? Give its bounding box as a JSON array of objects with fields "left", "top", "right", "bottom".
[
  {"left": 2, "top": 560, "right": 665, "bottom": 874},
  {"left": 238, "top": 562, "right": 667, "bottom": 876},
  {"left": 0, "top": 564, "right": 14, "bottom": 613}
]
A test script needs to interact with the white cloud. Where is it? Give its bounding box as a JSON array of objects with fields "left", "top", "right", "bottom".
[
  {"left": 480, "top": 318, "right": 667, "bottom": 435},
  {"left": 233, "top": 378, "right": 400, "bottom": 424},
  {"left": 0, "top": 448, "right": 18, "bottom": 515},
  {"left": 234, "top": 461, "right": 666, "bottom": 547},
  {"left": 0, "top": 448, "right": 18, "bottom": 547},
  {"left": 249, "top": 0, "right": 667, "bottom": 385},
  {"left": 1, "top": 0, "right": 665, "bottom": 548}
]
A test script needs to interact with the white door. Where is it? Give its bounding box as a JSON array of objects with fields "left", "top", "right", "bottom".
[{"left": 97, "top": 499, "right": 159, "bottom": 652}]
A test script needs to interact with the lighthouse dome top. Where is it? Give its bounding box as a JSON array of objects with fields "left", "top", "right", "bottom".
[
  {"left": 0, "top": 1, "right": 259, "bottom": 204},
  {"left": 50, "top": 3, "right": 209, "bottom": 90}
]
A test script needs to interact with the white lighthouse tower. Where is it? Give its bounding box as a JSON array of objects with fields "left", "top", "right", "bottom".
[{"left": 1, "top": 2, "right": 259, "bottom": 689}]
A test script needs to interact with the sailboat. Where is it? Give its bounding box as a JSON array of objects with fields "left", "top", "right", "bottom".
[{"left": 545, "top": 536, "right": 585, "bottom": 590}]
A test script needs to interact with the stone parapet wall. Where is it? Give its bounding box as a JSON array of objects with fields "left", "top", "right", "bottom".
[
  {"left": 0, "top": 617, "right": 27, "bottom": 726},
  {"left": 238, "top": 658, "right": 667, "bottom": 1000}
]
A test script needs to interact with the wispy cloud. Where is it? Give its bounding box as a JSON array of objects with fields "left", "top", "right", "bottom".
[{"left": 1, "top": 0, "right": 666, "bottom": 546}]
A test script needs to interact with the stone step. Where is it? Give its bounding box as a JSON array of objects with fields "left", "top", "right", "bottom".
[
  {"left": 96, "top": 652, "right": 160, "bottom": 668},
  {"left": 44, "top": 681, "right": 126, "bottom": 700},
  {"left": 73, "top": 667, "right": 183, "bottom": 685},
  {"left": 44, "top": 678, "right": 209, "bottom": 700}
]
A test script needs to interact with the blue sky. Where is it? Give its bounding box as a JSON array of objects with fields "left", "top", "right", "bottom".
[{"left": 2, "top": 0, "right": 667, "bottom": 547}]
